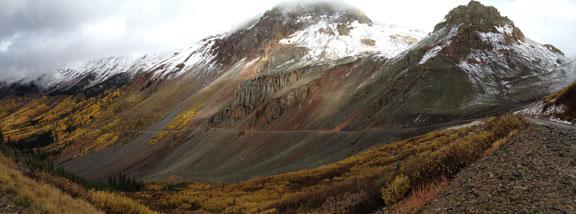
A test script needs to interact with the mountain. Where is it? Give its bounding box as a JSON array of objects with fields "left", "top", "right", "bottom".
[
  {"left": 0, "top": 1, "right": 571, "bottom": 184},
  {"left": 332, "top": 0, "right": 569, "bottom": 129}
]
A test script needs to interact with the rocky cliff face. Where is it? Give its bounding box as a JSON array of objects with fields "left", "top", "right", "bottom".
[{"left": 208, "top": 69, "right": 307, "bottom": 126}]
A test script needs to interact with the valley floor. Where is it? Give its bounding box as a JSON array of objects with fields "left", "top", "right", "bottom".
[
  {"left": 1, "top": 116, "right": 575, "bottom": 213},
  {"left": 423, "top": 118, "right": 576, "bottom": 213}
]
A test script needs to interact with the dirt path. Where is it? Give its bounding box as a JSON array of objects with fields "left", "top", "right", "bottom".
[{"left": 423, "top": 118, "right": 576, "bottom": 213}]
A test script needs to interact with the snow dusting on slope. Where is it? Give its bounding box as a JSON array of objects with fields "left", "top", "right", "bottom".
[
  {"left": 454, "top": 24, "right": 570, "bottom": 105},
  {"left": 51, "top": 35, "right": 222, "bottom": 87},
  {"left": 519, "top": 101, "right": 573, "bottom": 125},
  {"left": 151, "top": 35, "right": 222, "bottom": 79},
  {"left": 458, "top": 24, "right": 567, "bottom": 81},
  {"left": 418, "top": 25, "right": 460, "bottom": 64},
  {"left": 279, "top": 19, "right": 424, "bottom": 62},
  {"left": 53, "top": 56, "right": 138, "bottom": 85}
]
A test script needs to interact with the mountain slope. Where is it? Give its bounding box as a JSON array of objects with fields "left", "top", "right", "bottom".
[
  {"left": 55, "top": 2, "right": 427, "bottom": 182},
  {"left": 0, "top": 1, "right": 571, "bottom": 183},
  {"left": 133, "top": 115, "right": 527, "bottom": 213},
  {"left": 0, "top": 154, "right": 101, "bottom": 214}
]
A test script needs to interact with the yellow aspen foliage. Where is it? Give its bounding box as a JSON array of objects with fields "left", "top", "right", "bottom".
[
  {"left": 90, "top": 132, "right": 120, "bottom": 151},
  {"left": 149, "top": 107, "right": 197, "bottom": 145}
]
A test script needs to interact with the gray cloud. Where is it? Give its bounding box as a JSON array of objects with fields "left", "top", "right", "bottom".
[
  {"left": 0, "top": 0, "right": 127, "bottom": 81},
  {"left": 0, "top": 0, "right": 228, "bottom": 82},
  {"left": 0, "top": 0, "right": 574, "bottom": 82}
]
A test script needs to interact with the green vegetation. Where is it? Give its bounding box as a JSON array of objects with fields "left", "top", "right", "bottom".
[
  {"left": 106, "top": 174, "right": 144, "bottom": 192},
  {"left": 8, "top": 130, "right": 54, "bottom": 151}
]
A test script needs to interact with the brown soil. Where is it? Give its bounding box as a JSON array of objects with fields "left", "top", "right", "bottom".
[{"left": 423, "top": 118, "right": 576, "bottom": 213}]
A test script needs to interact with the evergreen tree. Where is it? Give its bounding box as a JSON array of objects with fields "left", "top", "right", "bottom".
[{"left": 106, "top": 173, "right": 143, "bottom": 192}]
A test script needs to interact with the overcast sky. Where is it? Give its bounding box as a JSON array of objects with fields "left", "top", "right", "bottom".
[{"left": 1, "top": 0, "right": 575, "bottom": 81}]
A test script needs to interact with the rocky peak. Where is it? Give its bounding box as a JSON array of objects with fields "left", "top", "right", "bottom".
[
  {"left": 423, "top": 1, "right": 530, "bottom": 60},
  {"left": 434, "top": 1, "right": 514, "bottom": 32},
  {"left": 434, "top": 1, "right": 526, "bottom": 45},
  {"left": 247, "top": 1, "right": 372, "bottom": 42}
]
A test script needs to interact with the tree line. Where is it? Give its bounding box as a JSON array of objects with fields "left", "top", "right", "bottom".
[{"left": 0, "top": 128, "right": 143, "bottom": 192}]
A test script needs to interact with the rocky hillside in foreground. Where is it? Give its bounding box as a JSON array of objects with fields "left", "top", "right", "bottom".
[
  {"left": 0, "top": 1, "right": 572, "bottom": 183},
  {"left": 422, "top": 118, "right": 576, "bottom": 213}
]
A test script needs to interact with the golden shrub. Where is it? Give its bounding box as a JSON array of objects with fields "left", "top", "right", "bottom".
[
  {"left": 382, "top": 174, "right": 411, "bottom": 206},
  {"left": 89, "top": 191, "right": 158, "bottom": 214}
]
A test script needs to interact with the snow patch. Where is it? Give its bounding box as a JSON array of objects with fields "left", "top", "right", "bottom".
[
  {"left": 420, "top": 43, "right": 447, "bottom": 64},
  {"left": 418, "top": 25, "right": 460, "bottom": 65},
  {"left": 550, "top": 117, "right": 573, "bottom": 125},
  {"left": 279, "top": 19, "right": 424, "bottom": 62},
  {"left": 518, "top": 101, "right": 573, "bottom": 125},
  {"left": 496, "top": 25, "right": 514, "bottom": 35}
]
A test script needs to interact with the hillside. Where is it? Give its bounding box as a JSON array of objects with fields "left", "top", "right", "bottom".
[
  {"left": 0, "top": 1, "right": 571, "bottom": 184},
  {"left": 130, "top": 115, "right": 527, "bottom": 213},
  {"left": 3, "top": 112, "right": 560, "bottom": 213},
  {"left": 0, "top": 153, "right": 101, "bottom": 214},
  {"left": 0, "top": 140, "right": 159, "bottom": 214},
  {"left": 2, "top": 112, "right": 575, "bottom": 213}
]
